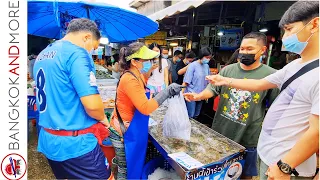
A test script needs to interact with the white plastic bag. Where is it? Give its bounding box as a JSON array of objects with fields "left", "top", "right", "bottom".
[{"left": 163, "top": 92, "right": 191, "bottom": 140}]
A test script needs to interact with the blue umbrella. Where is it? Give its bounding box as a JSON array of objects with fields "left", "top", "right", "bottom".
[{"left": 28, "top": 0, "right": 158, "bottom": 42}]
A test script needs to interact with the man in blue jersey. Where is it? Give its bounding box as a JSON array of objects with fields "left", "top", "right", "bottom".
[{"left": 33, "top": 18, "right": 111, "bottom": 179}]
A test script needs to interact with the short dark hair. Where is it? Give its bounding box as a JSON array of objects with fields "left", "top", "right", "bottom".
[
  {"left": 119, "top": 42, "right": 144, "bottom": 71},
  {"left": 279, "top": 1, "right": 319, "bottom": 28},
  {"left": 112, "top": 53, "right": 119, "bottom": 64},
  {"left": 174, "top": 50, "right": 183, "bottom": 56},
  {"left": 185, "top": 50, "right": 196, "bottom": 59},
  {"left": 66, "top": 18, "right": 101, "bottom": 40},
  {"left": 243, "top": 32, "right": 267, "bottom": 46},
  {"left": 162, "top": 47, "right": 169, "bottom": 51},
  {"left": 198, "top": 47, "right": 212, "bottom": 59}
]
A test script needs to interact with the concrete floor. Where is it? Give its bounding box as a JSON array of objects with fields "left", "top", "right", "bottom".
[{"left": 28, "top": 122, "right": 55, "bottom": 179}]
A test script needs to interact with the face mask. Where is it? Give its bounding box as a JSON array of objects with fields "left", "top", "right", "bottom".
[
  {"left": 176, "top": 58, "right": 181, "bottom": 62},
  {"left": 282, "top": 22, "right": 313, "bottom": 54},
  {"left": 140, "top": 61, "right": 152, "bottom": 73},
  {"left": 238, "top": 53, "right": 256, "bottom": 66},
  {"left": 111, "top": 57, "right": 115, "bottom": 63},
  {"left": 89, "top": 49, "right": 94, "bottom": 56},
  {"left": 202, "top": 58, "right": 210, "bottom": 64},
  {"left": 162, "top": 54, "right": 168, "bottom": 59},
  {"left": 84, "top": 38, "right": 94, "bottom": 54},
  {"left": 260, "top": 56, "right": 263, "bottom": 63}
]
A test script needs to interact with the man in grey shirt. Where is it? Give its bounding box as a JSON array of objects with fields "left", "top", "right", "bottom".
[{"left": 167, "top": 50, "right": 183, "bottom": 84}]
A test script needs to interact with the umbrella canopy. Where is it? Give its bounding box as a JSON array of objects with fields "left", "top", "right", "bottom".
[{"left": 28, "top": 0, "right": 158, "bottom": 42}]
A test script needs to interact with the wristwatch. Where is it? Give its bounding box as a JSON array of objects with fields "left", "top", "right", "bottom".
[{"left": 277, "top": 160, "right": 299, "bottom": 176}]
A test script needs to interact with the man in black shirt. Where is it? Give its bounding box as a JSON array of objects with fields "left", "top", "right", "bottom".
[
  {"left": 176, "top": 50, "right": 196, "bottom": 84},
  {"left": 168, "top": 50, "right": 183, "bottom": 84}
]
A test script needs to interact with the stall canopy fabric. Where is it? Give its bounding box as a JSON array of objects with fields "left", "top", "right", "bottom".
[
  {"left": 148, "top": 0, "right": 206, "bottom": 21},
  {"left": 28, "top": 0, "right": 158, "bottom": 43}
]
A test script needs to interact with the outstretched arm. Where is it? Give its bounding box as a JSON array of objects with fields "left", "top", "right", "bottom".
[
  {"left": 178, "top": 65, "right": 189, "bottom": 75},
  {"left": 207, "top": 75, "right": 277, "bottom": 91},
  {"left": 207, "top": 64, "right": 290, "bottom": 92},
  {"left": 184, "top": 88, "right": 214, "bottom": 102}
]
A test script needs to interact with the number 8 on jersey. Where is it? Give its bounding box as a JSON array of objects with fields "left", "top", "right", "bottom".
[{"left": 36, "top": 68, "right": 47, "bottom": 112}]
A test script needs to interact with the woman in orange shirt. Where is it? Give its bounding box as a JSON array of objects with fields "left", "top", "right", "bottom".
[{"left": 109, "top": 42, "right": 183, "bottom": 179}]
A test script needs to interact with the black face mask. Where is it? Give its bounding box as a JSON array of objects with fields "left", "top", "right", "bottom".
[{"left": 238, "top": 53, "right": 256, "bottom": 66}]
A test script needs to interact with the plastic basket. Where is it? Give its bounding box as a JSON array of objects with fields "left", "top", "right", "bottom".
[
  {"left": 27, "top": 96, "right": 40, "bottom": 138},
  {"left": 100, "top": 141, "right": 116, "bottom": 170},
  {"left": 141, "top": 157, "right": 173, "bottom": 179},
  {"left": 145, "top": 142, "right": 162, "bottom": 163},
  {"left": 27, "top": 96, "right": 38, "bottom": 119}
]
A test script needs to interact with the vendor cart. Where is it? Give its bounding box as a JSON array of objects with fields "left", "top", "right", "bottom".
[{"left": 148, "top": 105, "right": 246, "bottom": 180}]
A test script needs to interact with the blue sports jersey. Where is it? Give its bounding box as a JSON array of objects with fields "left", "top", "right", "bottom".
[{"left": 34, "top": 40, "right": 100, "bottom": 161}]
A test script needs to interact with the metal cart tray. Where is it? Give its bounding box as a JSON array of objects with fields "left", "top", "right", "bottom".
[{"left": 149, "top": 105, "right": 246, "bottom": 180}]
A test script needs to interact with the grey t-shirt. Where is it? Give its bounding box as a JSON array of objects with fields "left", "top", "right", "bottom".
[
  {"left": 258, "top": 58, "right": 319, "bottom": 177},
  {"left": 167, "top": 58, "right": 178, "bottom": 83}
]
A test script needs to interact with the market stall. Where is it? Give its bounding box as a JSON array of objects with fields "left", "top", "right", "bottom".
[
  {"left": 95, "top": 64, "right": 118, "bottom": 111},
  {"left": 146, "top": 104, "right": 246, "bottom": 180}
]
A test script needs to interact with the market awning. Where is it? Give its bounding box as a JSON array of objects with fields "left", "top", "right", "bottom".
[{"left": 148, "top": 0, "right": 206, "bottom": 21}]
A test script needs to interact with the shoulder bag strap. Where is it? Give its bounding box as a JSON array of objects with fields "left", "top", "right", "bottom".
[
  {"left": 114, "top": 70, "right": 143, "bottom": 135},
  {"left": 280, "top": 59, "right": 319, "bottom": 92}
]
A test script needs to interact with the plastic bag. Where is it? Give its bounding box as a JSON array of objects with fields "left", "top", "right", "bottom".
[{"left": 163, "top": 92, "right": 191, "bottom": 140}]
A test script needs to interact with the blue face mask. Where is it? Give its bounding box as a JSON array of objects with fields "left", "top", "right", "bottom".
[
  {"left": 202, "top": 58, "right": 210, "bottom": 64},
  {"left": 162, "top": 54, "right": 168, "bottom": 59},
  {"left": 282, "top": 22, "right": 313, "bottom": 55},
  {"left": 176, "top": 58, "right": 181, "bottom": 62},
  {"left": 140, "top": 61, "right": 152, "bottom": 73}
]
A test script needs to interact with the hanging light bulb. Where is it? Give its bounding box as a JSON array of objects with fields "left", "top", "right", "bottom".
[
  {"left": 259, "top": 28, "right": 268, "bottom": 33},
  {"left": 217, "top": 32, "right": 224, "bottom": 36},
  {"left": 170, "top": 42, "right": 178, "bottom": 47}
]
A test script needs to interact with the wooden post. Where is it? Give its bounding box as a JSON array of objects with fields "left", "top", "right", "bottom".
[
  {"left": 85, "top": 6, "right": 90, "bottom": 19},
  {"left": 218, "top": 2, "right": 224, "bottom": 25},
  {"left": 175, "top": 14, "right": 180, "bottom": 26}
]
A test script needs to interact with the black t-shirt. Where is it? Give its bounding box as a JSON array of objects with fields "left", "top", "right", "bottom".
[{"left": 176, "top": 60, "right": 187, "bottom": 85}]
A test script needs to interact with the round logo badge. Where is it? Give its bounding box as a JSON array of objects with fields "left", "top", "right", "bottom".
[
  {"left": 1, "top": 154, "right": 27, "bottom": 180},
  {"left": 224, "top": 162, "right": 242, "bottom": 180}
]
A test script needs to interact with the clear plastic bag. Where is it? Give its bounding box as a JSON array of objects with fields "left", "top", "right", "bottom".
[{"left": 163, "top": 92, "right": 191, "bottom": 140}]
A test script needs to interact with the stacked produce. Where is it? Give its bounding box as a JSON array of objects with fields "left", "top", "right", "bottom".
[
  {"left": 98, "top": 86, "right": 116, "bottom": 108},
  {"left": 96, "top": 70, "right": 113, "bottom": 79},
  {"left": 94, "top": 64, "right": 114, "bottom": 79},
  {"left": 94, "top": 64, "right": 117, "bottom": 108}
]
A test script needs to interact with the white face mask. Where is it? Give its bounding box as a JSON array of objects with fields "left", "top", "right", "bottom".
[
  {"left": 84, "top": 38, "right": 94, "bottom": 54},
  {"left": 89, "top": 49, "right": 95, "bottom": 55}
]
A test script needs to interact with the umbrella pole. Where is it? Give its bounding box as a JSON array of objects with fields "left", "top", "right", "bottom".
[
  {"left": 84, "top": 5, "right": 90, "bottom": 19},
  {"left": 87, "top": 8, "right": 90, "bottom": 19}
]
